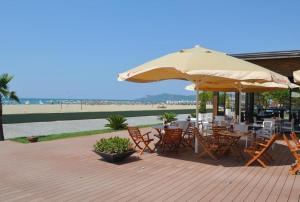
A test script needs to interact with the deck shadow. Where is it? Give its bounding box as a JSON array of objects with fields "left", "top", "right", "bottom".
[
  {"left": 155, "top": 141, "right": 295, "bottom": 168},
  {"left": 97, "top": 155, "right": 141, "bottom": 165}
]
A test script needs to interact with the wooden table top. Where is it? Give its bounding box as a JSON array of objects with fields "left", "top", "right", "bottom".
[
  {"left": 152, "top": 125, "right": 180, "bottom": 130},
  {"left": 218, "top": 130, "right": 252, "bottom": 137}
]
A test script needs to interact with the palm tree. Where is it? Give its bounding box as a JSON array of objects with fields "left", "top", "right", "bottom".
[{"left": 0, "top": 73, "right": 19, "bottom": 141}]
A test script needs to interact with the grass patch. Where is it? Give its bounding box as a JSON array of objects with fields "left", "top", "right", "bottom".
[{"left": 9, "top": 123, "right": 160, "bottom": 144}]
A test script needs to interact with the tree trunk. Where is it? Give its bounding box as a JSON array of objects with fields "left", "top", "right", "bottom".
[{"left": 0, "top": 97, "right": 4, "bottom": 141}]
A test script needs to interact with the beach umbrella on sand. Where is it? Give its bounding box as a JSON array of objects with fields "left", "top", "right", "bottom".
[
  {"left": 294, "top": 70, "right": 300, "bottom": 84},
  {"left": 118, "top": 45, "right": 290, "bottom": 153}
]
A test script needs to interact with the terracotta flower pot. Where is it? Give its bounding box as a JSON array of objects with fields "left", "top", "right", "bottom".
[
  {"left": 27, "top": 136, "right": 39, "bottom": 143},
  {"left": 94, "top": 150, "right": 135, "bottom": 163}
]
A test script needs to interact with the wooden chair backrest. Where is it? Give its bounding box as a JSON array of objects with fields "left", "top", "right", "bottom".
[
  {"left": 183, "top": 122, "right": 195, "bottom": 134},
  {"left": 290, "top": 132, "right": 299, "bottom": 145},
  {"left": 193, "top": 127, "right": 210, "bottom": 146},
  {"left": 212, "top": 125, "right": 227, "bottom": 137},
  {"left": 266, "top": 134, "right": 277, "bottom": 146},
  {"left": 258, "top": 134, "right": 277, "bottom": 153},
  {"left": 127, "top": 127, "right": 143, "bottom": 141},
  {"left": 163, "top": 128, "right": 183, "bottom": 144},
  {"left": 283, "top": 135, "right": 300, "bottom": 160}
]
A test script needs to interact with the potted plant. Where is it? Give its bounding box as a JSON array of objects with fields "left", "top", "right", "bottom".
[
  {"left": 105, "top": 114, "right": 128, "bottom": 130},
  {"left": 93, "top": 137, "right": 135, "bottom": 163},
  {"left": 159, "top": 112, "right": 177, "bottom": 124},
  {"left": 27, "top": 136, "right": 39, "bottom": 143}
]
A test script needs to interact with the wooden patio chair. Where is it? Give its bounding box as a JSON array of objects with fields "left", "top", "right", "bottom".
[
  {"left": 161, "top": 128, "right": 183, "bottom": 153},
  {"left": 283, "top": 135, "right": 300, "bottom": 175},
  {"left": 127, "top": 127, "right": 154, "bottom": 155},
  {"left": 212, "top": 125, "right": 227, "bottom": 139},
  {"left": 244, "top": 134, "right": 277, "bottom": 168},
  {"left": 290, "top": 132, "right": 300, "bottom": 149},
  {"left": 212, "top": 125, "right": 234, "bottom": 151},
  {"left": 222, "top": 134, "right": 244, "bottom": 160},
  {"left": 212, "top": 125, "right": 227, "bottom": 133},
  {"left": 181, "top": 122, "right": 195, "bottom": 148},
  {"left": 194, "top": 127, "right": 229, "bottom": 160}
]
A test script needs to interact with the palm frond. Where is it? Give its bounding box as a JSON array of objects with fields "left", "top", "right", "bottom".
[
  {"left": 9, "top": 91, "right": 19, "bottom": 103},
  {"left": 0, "top": 73, "right": 13, "bottom": 89},
  {"left": 0, "top": 87, "right": 9, "bottom": 97}
]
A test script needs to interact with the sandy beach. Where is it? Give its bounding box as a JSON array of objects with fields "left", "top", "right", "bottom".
[{"left": 3, "top": 104, "right": 196, "bottom": 114}]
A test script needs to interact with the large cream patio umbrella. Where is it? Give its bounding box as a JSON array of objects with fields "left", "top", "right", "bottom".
[
  {"left": 294, "top": 70, "right": 300, "bottom": 84},
  {"left": 118, "top": 46, "right": 290, "bottom": 153},
  {"left": 185, "top": 81, "right": 299, "bottom": 92},
  {"left": 118, "top": 46, "right": 289, "bottom": 84}
]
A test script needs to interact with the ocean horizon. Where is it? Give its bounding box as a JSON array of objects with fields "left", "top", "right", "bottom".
[
  {"left": 3, "top": 98, "right": 137, "bottom": 105},
  {"left": 3, "top": 97, "right": 196, "bottom": 105}
]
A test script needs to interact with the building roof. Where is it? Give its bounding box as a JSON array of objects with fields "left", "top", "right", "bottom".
[{"left": 231, "top": 50, "right": 300, "bottom": 60}]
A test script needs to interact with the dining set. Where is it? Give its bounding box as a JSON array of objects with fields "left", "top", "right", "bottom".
[{"left": 127, "top": 119, "right": 300, "bottom": 174}]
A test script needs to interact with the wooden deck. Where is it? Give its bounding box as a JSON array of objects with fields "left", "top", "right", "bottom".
[{"left": 0, "top": 128, "right": 299, "bottom": 202}]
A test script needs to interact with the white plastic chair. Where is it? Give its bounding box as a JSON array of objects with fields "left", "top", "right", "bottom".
[
  {"left": 257, "top": 121, "right": 273, "bottom": 139},
  {"left": 282, "top": 119, "right": 294, "bottom": 134},
  {"left": 175, "top": 121, "right": 189, "bottom": 131},
  {"left": 214, "top": 116, "right": 225, "bottom": 126}
]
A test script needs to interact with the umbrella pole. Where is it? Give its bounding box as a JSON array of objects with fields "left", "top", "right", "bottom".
[
  {"left": 239, "top": 91, "right": 242, "bottom": 123},
  {"left": 195, "top": 89, "right": 199, "bottom": 153}
]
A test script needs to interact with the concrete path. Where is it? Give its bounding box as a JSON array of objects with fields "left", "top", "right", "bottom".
[{"left": 3, "top": 114, "right": 189, "bottom": 139}]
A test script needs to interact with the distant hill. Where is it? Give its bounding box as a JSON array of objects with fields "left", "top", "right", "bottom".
[{"left": 135, "top": 93, "right": 195, "bottom": 103}]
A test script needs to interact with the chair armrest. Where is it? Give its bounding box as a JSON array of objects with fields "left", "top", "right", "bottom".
[
  {"left": 291, "top": 148, "right": 300, "bottom": 152},
  {"left": 143, "top": 131, "right": 151, "bottom": 139},
  {"left": 257, "top": 143, "right": 268, "bottom": 147}
]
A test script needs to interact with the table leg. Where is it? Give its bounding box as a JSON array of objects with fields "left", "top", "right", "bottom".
[{"left": 154, "top": 129, "right": 163, "bottom": 150}]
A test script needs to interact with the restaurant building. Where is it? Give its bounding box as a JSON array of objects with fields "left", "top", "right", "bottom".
[{"left": 213, "top": 50, "right": 300, "bottom": 131}]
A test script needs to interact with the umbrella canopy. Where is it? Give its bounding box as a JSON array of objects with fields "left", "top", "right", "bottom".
[
  {"left": 118, "top": 46, "right": 289, "bottom": 85},
  {"left": 185, "top": 81, "right": 299, "bottom": 92},
  {"left": 118, "top": 45, "right": 291, "bottom": 153},
  {"left": 294, "top": 70, "right": 300, "bottom": 84}
]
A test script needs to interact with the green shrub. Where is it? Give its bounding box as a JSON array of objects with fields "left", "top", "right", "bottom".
[
  {"left": 159, "top": 112, "right": 177, "bottom": 123},
  {"left": 191, "top": 112, "right": 196, "bottom": 118},
  {"left": 105, "top": 114, "right": 128, "bottom": 130},
  {"left": 93, "top": 137, "right": 133, "bottom": 154}
]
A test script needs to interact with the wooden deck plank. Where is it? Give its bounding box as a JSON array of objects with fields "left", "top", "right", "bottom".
[
  {"left": 3, "top": 155, "right": 161, "bottom": 200},
  {"left": 255, "top": 145, "right": 291, "bottom": 202},
  {"left": 122, "top": 160, "right": 208, "bottom": 201},
  {"left": 214, "top": 145, "right": 284, "bottom": 202},
  {"left": 197, "top": 165, "right": 247, "bottom": 201},
  {"left": 265, "top": 165, "right": 292, "bottom": 202},
  {"left": 219, "top": 165, "right": 262, "bottom": 201},
  {"left": 75, "top": 154, "right": 198, "bottom": 201},
  {"left": 153, "top": 161, "right": 222, "bottom": 201},
  {"left": 241, "top": 142, "right": 286, "bottom": 202},
  {"left": 277, "top": 173, "right": 296, "bottom": 202},
  {"left": 143, "top": 163, "right": 216, "bottom": 202},
  {"left": 288, "top": 175, "right": 300, "bottom": 202},
  {"left": 232, "top": 146, "right": 282, "bottom": 201},
  {"left": 0, "top": 130, "right": 299, "bottom": 202},
  {"left": 173, "top": 162, "right": 236, "bottom": 201},
  {"left": 232, "top": 166, "right": 270, "bottom": 201},
  {"left": 44, "top": 155, "right": 172, "bottom": 201}
]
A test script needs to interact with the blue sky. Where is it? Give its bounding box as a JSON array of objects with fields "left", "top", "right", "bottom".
[{"left": 1, "top": 0, "right": 300, "bottom": 99}]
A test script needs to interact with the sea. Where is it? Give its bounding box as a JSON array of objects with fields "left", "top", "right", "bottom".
[
  {"left": 3, "top": 98, "right": 195, "bottom": 105},
  {"left": 2, "top": 98, "right": 136, "bottom": 105}
]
